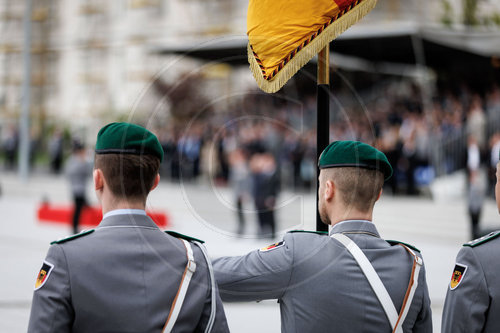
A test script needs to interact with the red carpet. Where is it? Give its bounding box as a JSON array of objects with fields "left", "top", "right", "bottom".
[{"left": 37, "top": 203, "right": 169, "bottom": 228}]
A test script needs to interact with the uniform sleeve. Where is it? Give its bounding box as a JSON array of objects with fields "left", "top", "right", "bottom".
[
  {"left": 412, "top": 260, "right": 433, "bottom": 333},
  {"left": 28, "top": 245, "right": 74, "bottom": 333},
  {"left": 441, "top": 247, "right": 489, "bottom": 333},
  {"left": 213, "top": 234, "right": 294, "bottom": 302}
]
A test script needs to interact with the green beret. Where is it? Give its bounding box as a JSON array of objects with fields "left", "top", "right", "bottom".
[
  {"left": 318, "top": 141, "right": 392, "bottom": 180},
  {"left": 95, "top": 122, "right": 163, "bottom": 162}
]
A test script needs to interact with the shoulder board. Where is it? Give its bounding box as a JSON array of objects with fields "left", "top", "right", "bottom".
[
  {"left": 51, "top": 229, "right": 95, "bottom": 245},
  {"left": 386, "top": 240, "right": 421, "bottom": 253},
  {"left": 165, "top": 231, "right": 205, "bottom": 244},
  {"left": 464, "top": 230, "right": 500, "bottom": 248},
  {"left": 288, "top": 230, "right": 329, "bottom": 235}
]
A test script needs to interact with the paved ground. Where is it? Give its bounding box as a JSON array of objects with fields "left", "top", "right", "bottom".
[{"left": 1, "top": 171, "right": 499, "bottom": 332}]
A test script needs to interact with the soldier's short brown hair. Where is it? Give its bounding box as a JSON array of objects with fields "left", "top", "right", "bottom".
[
  {"left": 321, "top": 167, "right": 384, "bottom": 212},
  {"left": 94, "top": 154, "right": 160, "bottom": 202}
]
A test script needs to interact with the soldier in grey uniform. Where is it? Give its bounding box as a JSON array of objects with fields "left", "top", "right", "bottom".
[
  {"left": 28, "top": 122, "right": 229, "bottom": 333},
  {"left": 213, "top": 140, "right": 432, "bottom": 332},
  {"left": 441, "top": 159, "right": 500, "bottom": 332}
]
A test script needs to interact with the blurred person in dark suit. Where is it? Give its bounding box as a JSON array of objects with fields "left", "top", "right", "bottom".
[
  {"left": 3, "top": 125, "right": 18, "bottom": 170},
  {"left": 49, "top": 129, "right": 64, "bottom": 174},
  {"left": 250, "top": 152, "right": 279, "bottom": 238}
]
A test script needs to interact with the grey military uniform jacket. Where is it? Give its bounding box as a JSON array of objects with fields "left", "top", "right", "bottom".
[
  {"left": 442, "top": 232, "right": 500, "bottom": 333},
  {"left": 28, "top": 212, "right": 229, "bottom": 333},
  {"left": 213, "top": 220, "right": 432, "bottom": 333}
]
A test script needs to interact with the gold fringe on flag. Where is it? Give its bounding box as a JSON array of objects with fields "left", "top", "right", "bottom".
[{"left": 248, "top": 0, "right": 377, "bottom": 93}]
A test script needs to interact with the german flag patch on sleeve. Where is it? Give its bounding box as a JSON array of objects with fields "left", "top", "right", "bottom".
[
  {"left": 260, "top": 241, "right": 285, "bottom": 252},
  {"left": 34, "top": 261, "right": 54, "bottom": 291},
  {"left": 450, "top": 263, "right": 467, "bottom": 290}
]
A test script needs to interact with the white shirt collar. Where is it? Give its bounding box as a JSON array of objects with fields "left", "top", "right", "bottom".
[
  {"left": 103, "top": 209, "right": 147, "bottom": 220},
  {"left": 332, "top": 219, "right": 372, "bottom": 230}
]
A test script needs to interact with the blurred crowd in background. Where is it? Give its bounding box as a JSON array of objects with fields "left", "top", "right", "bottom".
[
  {"left": 2, "top": 80, "right": 500, "bottom": 199},
  {"left": 156, "top": 80, "right": 500, "bottom": 198}
]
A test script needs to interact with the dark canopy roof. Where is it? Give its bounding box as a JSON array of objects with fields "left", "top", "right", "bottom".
[{"left": 151, "top": 24, "right": 500, "bottom": 90}]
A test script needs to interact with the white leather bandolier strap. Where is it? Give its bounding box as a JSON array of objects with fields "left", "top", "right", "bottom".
[
  {"left": 163, "top": 239, "right": 197, "bottom": 333},
  {"left": 394, "top": 244, "right": 423, "bottom": 332},
  {"left": 331, "top": 233, "right": 422, "bottom": 333}
]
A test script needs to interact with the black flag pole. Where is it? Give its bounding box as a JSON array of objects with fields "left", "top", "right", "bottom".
[{"left": 316, "top": 46, "right": 330, "bottom": 232}]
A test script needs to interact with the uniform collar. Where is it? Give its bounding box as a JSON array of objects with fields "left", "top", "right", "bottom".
[
  {"left": 329, "top": 220, "right": 380, "bottom": 238},
  {"left": 103, "top": 209, "right": 147, "bottom": 219},
  {"left": 98, "top": 210, "right": 158, "bottom": 229}
]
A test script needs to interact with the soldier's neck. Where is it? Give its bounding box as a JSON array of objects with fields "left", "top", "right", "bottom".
[
  {"left": 329, "top": 209, "right": 373, "bottom": 226},
  {"left": 101, "top": 196, "right": 146, "bottom": 215}
]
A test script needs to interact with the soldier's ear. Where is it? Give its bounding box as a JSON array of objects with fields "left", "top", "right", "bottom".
[
  {"left": 324, "top": 180, "right": 335, "bottom": 201},
  {"left": 375, "top": 189, "right": 382, "bottom": 202},
  {"left": 150, "top": 174, "right": 160, "bottom": 192},
  {"left": 93, "top": 169, "right": 104, "bottom": 191}
]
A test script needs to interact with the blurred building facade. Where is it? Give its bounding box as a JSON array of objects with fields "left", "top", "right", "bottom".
[
  {"left": 0, "top": 0, "right": 499, "bottom": 148},
  {"left": 0, "top": 0, "right": 247, "bottom": 140}
]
